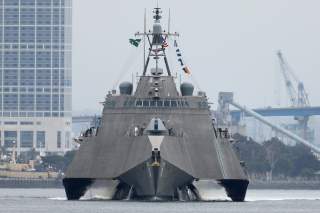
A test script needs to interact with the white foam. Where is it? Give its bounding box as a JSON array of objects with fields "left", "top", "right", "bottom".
[{"left": 48, "top": 197, "right": 67, "bottom": 201}]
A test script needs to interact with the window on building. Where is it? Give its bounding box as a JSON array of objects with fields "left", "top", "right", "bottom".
[
  {"left": 36, "top": 27, "right": 51, "bottom": 44},
  {"left": 4, "top": 8, "right": 19, "bottom": 25},
  {"left": 57, "top": 131, "right": 61, "bottom": 148},
  {"left": 37, "top": 8, "right": 51, "bottom": 25},
  {"left": 36, "top": 131, "right": 45, "bottom": 149},
  {"left": 20, "top": 69, "right": 34, "bottom": 85},
  {"left": 52, "top": 94, "right": 59, "bottom": 111},
  {"left": 60, "top": 95, "right": 64, "bottom": 110},
  {"left": 20, "top": 51, "right": 35, "bottom": 68},
  {"left": 53, "top": 0, "right": 61, "bottom": 7},
  {"left": 52, "top": 70, "right": 59, "bottom": 86},
  {"left": 4, "top": 94, "right": 18, "bottom": 111},
  {"left": 4, "top": 121, "right": 18, "bottom": 125},
  {"left": 4, "top": 26, "right": 19, "bottom": 43},
  {"left": 4, "top": 131, "right": 17, "bottom": 148},
  {"left": 36, "top": 94, "right": 51, "bottom": 111},
  {"left": 52, "top": 27, "right": 60, "bottom": 43},
  {"left": 20, "top": 121, "right": 33, "bottom": 125},
  {"left": 65, "top": 132, "right": 70, "bottom": 149},
  {"left": 60, "top": 69, "right": 65, "bottom": 85},
  {"left": 21, "top": 1, "right": 35, "bottom": 8},
  {"left": 20, "top": 26, "right": 35, "bottom": 43},
  {"left": 36, "top": 69, "right": 51, "bottom": 86},
  {"left": 36, "top": 52, "right": 51, "bottom": 68},
  {"left": 4, "top": 69, "right": 18, "bottom": 86},
  {"left": 4, "top": 51, "right": 18, "bottom": 68},
  {"left": 5, "top": 0, "right": 19, "bottom": 7},
  {"left": 20, "top": 131, "right": 34, "bottom": 148},
  {"left": 37, "top": 0, "right": 52, "bottom": 7},
  {"left": 20, "top": 94, "right": 34, "bottom": 111}
]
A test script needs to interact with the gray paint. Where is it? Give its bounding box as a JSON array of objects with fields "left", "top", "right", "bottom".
[{"left": 65, "top": 75, "right": 247, "bottom": 181}]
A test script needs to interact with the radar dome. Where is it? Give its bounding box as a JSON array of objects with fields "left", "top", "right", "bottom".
[
  {"left": 180, "top": 82, "right": 194, "bottom": 96},
  {"left": 119, "top": 82, "right": 133, "bottom": 95}
]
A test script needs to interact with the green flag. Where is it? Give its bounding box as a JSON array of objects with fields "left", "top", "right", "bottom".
[{"left": 129, "top": 38, "right": 141, "bottom": 47}]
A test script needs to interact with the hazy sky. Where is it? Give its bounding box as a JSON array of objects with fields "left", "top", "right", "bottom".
[{"left": 72, "top": 0, "right": 320, "bottom": 114}]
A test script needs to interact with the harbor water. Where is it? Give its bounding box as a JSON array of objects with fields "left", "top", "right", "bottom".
[{"left": 0, "top": 188, "right": 319, "bottom": 213}]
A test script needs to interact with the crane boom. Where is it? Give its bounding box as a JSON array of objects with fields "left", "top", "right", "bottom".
[
  {"left": 277, "top": 50, "right": 310, "bottom": 108},
  {"left": 277, "top": 51, "right": 298, "bottom": 106}
]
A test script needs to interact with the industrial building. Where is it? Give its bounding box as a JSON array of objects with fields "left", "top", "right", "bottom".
[{"left": 0, "top": 0, "right": 72, "bottom": 154}]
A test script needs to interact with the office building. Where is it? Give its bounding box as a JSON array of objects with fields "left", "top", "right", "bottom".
[{"left": 0, "top": 0, "right": 72, "bottom": 154}]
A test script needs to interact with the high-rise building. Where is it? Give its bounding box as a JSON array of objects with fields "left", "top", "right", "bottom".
[{"left": 0, "top": 0, "right": 72, "bottom": 154}]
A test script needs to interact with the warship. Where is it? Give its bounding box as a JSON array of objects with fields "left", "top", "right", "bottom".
[{"left": 63, "top": 8, "right": 249, "bottom": 201}]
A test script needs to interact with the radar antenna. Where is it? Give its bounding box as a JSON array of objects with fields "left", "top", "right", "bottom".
[{"left": 135, "top": 8, "right": 179, "bottom": 76}]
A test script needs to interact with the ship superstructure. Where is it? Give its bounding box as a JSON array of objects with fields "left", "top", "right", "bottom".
[{"left": 63, "top": 8, "right": 249, "bottom": 201}]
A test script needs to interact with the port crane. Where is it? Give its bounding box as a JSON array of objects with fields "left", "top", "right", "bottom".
[
  {"left": 277, "top": 51, "right": 310, "bottom": 108},
  {"left": 277, "top": 51, "right": 311, "bottom": 140}
]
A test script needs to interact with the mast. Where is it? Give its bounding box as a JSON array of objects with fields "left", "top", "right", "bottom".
[
  {"left": 135, "top": 8, "right": 179, "bottom": 76},
  {"left": 143, "top": 8, "right": 146, "bottom": 71}
]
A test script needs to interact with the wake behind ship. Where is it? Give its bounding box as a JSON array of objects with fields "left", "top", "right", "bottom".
[{"left": 63, "top": 8, "right": 249, "bottom": 201}]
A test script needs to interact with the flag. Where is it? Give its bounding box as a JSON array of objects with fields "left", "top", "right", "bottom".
[
  {"left": 174, "top": 39, "right": 191, "bottom": 75},
  {"left": 162, "top": 39, "right": 168, "bottom": 48},
  {"left": 174, "top": 40, "right": 178, "bottom": 47},
  {"left": 183, "top": 66, "right": 191, "bottom": 74},
  {"left": 178, "top": 58, "right": 184, "bottom": 66},
  {"left": 129, "top": 38, "right": 141, "bottom": 47}
]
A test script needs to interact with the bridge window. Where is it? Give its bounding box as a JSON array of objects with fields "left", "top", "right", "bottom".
[
  {"left": 143, "top": 100, "right": 149, "bottom": 107},
  {"left": 171, "top": 100, "right": 177, "bottom": 107},
  {"left": 122, "top": 98, "right": 190, "bottom": 108},
  {"left": 125, "top": 99, "right": 135, "bottom": 107},
  {"left": 136, "top": 100, "right": 142, "bottom": 107},
  {"left": 177, "top": 101, "right": 182, "bottom": 107}
]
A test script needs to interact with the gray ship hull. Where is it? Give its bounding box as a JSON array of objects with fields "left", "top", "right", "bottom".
[
  {"left": 115, "top": 158, "right": 197, "bottom": 200},
  {"left": 63, "top": 7, "right": 249, "bottom": 202},
  {"left": 63, "top": 149, "right": 248, "bottom": 201}
]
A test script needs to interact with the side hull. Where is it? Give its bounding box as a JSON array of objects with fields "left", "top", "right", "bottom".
[
  {"left": 63, "top": 178, "right": 93, "bottom": 200},
  {"left": 219, "top": 179, "right": 249, "bottom": 201}
]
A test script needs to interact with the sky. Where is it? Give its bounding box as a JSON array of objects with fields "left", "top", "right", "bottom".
[{"left": 72, "top": 0, "right": 320, "bottom": 114}]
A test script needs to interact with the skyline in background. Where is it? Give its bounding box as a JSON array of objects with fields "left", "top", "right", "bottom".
[
  {"left": 73, "top": 0, "right": 320, "bottom": 114},
  {"left": 0, "top": 0, "right": 72, "bottom": 153}
]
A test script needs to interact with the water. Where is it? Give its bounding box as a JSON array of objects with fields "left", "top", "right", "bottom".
[{"left": 0, "top": 188, "right": 319, "bottom": 213}]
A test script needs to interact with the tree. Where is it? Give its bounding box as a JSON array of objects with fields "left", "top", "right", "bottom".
[
  {"left": 263, "top": 137, "right": 286, "bottom": 180},
  {"left": 233, "top": 134, "right": 320, "bottom": 180},
  {"left": 41, "top": 150, "right": 77, "bottom": 172},
  {"left": 233, "top": 134, "right": 270, "bottom": 175}
]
